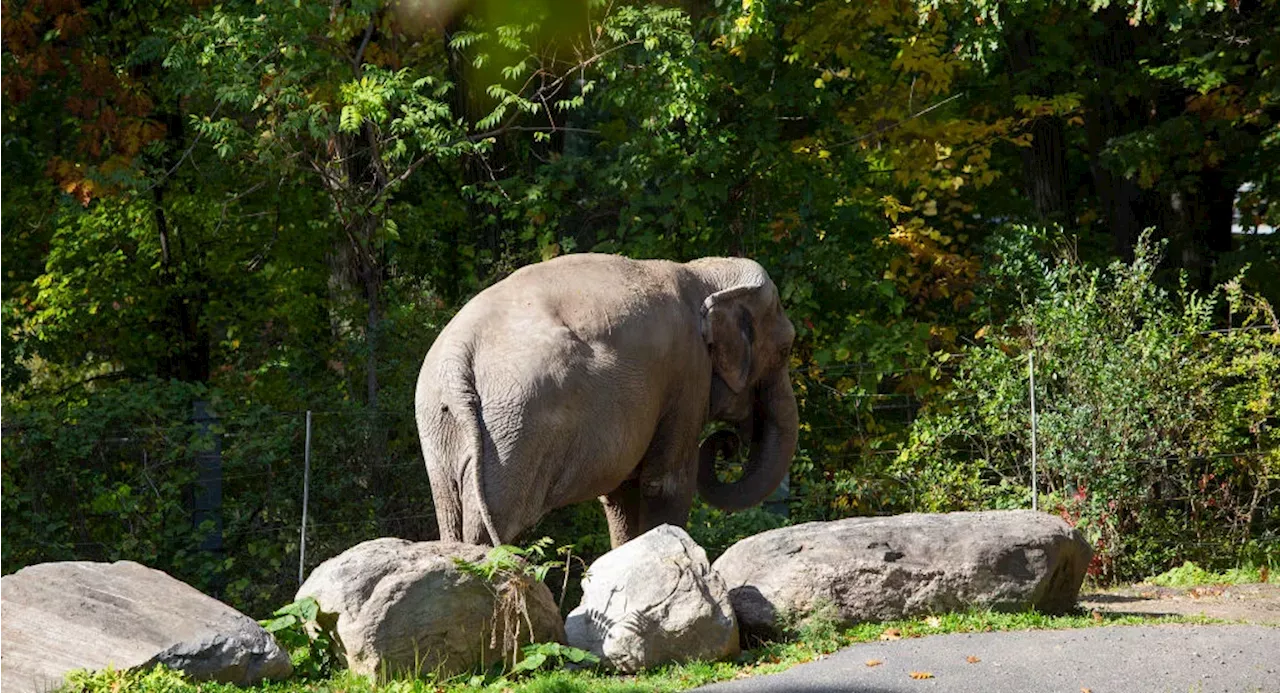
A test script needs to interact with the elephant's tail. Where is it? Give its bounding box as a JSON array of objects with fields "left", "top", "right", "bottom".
[{"left": 454, "top": 357, "right": 504, "bottom": 547}]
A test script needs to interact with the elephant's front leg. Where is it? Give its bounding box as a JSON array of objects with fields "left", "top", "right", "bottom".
[
  {"left": 636, "top": 458, "right": 697, "bottom": 535},
  {"left": 599, "top": 467, "right": 697, "bottom": 549},
  {"left": 622, "top": 417, "right": 700, "bottom": 542},
  {"left": 599, "top": 402, "right": 703, "bottom": 548}
]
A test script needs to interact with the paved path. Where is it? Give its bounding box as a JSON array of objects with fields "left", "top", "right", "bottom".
[
  {"left": 695, "top": 625, "right": 1279, "bottom": 693},
  {"left": 1081, "top": 583, "right": 1280, "bottom": 625}
]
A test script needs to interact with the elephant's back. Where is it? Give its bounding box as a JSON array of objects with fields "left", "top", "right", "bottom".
[
  {"left": 431, "top": 255, "right": 695, "bottom": 505},
  {"left": 490, "top": 253, "right": 683, "bottom": 315},
  {"left": 441, "top": 254, "right": 690, "bottom": 355}
]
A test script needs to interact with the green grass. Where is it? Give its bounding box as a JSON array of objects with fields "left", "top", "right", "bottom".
[
  {"left": 1143, "top": 561, "right": 1268, "bottom": 587},
  {"left": 59, "top": 609, "right": 1223, "bottom": 693}
]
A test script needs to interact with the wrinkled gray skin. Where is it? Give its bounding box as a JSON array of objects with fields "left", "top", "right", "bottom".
[{"left": 415, "top": 254, "right": 798, "bottom": 548}]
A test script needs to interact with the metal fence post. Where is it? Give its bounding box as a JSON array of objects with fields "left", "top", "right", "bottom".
[
  {"left": 1028, "top": 350, "right": 1039, "bottom": 512},
  {"left": 299, "top": 410, "right": 312, "bottom": 585}
]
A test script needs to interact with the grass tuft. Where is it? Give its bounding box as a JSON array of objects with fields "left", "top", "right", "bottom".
[{"left": 1143, "top": 561, "right": 1266, "bottom": 587}]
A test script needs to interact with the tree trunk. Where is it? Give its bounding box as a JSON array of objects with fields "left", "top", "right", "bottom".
[
  {"left": 359, "top": 239, "right": 391, "bottom": 529},
  {"left": 361, "top": 241, "right": 381, "bottom": 412},
  {"left": 153, "top": 110, "right": 211, "bottom": 383},
  {"left": 1082, "top": 6, "right": 1155, "bottom": 261},
  {"left": 1005, "top": 26, "right": 1070, "bottom": 221},
  {"left": 1022, "top": 117, "right": 1070, "bottom": 220},
  {"left": 1162, "top": 170, "right": 1237, "bottom": 291}
]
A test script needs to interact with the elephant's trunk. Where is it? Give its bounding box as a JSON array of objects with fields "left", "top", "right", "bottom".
[{"left": 698, "top": 368, "right": 798, "bottom": 511}]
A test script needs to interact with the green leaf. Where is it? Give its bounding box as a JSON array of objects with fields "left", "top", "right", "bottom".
[
  {"left": 564, "top": 647, "right": 598, "bottom": 664},
  {"left": 510, "top": 652, "right": 547, "bottom": 673},
  {"left": 339, "top": 105, "right": 361, "bottom": 133},
  {"left": 259, "top": 614, "right": 297, "bottom": 633}
]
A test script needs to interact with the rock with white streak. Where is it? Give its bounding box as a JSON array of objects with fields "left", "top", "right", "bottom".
[{"left": 565, "top": 525, "right": 739, "bottom": 672}]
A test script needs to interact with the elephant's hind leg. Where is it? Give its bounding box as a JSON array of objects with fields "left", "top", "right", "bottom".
[
  {"left": 420, "top": 399, "right": 469, "bottom": 542},
  {"left": 427, "top": 470, "right": 464, "bottom": 541},
  {"left": 601, "top": 479, "right": 644, "bottom": 548}
]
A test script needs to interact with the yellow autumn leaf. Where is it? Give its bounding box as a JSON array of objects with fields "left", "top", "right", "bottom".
[
  {"left": 879, "top": 628, "right": 903, "bottom": 641},
  {"left": 909, "top": 671, "right": 934, "bottom": 679}
]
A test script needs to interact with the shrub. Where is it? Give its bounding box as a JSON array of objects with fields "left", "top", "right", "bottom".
[{"left": 896, "top": 230, "right": 1280, "bottom": 582}]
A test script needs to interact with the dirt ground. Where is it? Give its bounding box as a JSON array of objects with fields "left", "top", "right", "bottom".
[{"left": 1079, "top": 582, "right": 1280, "bottom": 625}]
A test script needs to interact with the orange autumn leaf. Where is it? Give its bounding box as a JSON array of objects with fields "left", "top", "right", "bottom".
[
  {"left": 966, "top": 655, "right": 981, "bottom": 663},
  {"left": 879, "top": 628, "right": 903, "bottom": 641},
  {"left": 866, "top": 659, "right": 883, "bottom": 667}
]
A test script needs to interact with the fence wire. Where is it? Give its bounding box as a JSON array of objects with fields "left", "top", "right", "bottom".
[{"left": 3, "top": 344, "right": 1276, "bottom": 614}]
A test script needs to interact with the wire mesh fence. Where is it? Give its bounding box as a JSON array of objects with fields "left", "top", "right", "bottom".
[{"left": 2, "top": 343, "right": 1276, "bottom": 614}]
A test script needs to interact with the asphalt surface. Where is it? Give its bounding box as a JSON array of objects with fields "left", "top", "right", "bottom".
[{"left": 695, "top": 625, "right": 1280, "bottom": 693}]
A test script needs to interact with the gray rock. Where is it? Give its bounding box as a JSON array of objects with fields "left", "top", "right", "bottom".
[
  {"left": 712, "top": 510, "right": 1092, "bottom": 641},
  {"left": 1, "top": 561, "right": 292, "bottom": 693},
  {"left": 296, "top": 538, "right": 565, "bottom": 680},
  {"left": 565, "top": 525, "right": 739, "bottom": 672}
]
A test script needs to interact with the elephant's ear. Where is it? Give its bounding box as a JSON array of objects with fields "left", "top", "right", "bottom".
[{"left": 702, "top": 285, "right": 757, "bottom": 393}]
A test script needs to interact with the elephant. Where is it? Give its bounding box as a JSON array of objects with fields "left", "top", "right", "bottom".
[{"left": 414, "top": 253, "right": 798, "bottom": 548}]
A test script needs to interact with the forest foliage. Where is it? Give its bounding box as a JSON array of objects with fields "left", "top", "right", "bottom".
[{"left": 3, "top": 0, "right": 1278, "bottom": 615}]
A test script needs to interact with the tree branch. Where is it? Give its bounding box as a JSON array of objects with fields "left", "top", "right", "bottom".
[
  {"left": 831, "top": 92, "right": 967, "bottom": 149},
  {"left": 352, "top": 18, "right": 376, "bottom": 73}
]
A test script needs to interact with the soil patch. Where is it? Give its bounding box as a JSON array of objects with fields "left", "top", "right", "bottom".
[{"left": 1080, "top": 581, "right": 1280, "bottom": 624}]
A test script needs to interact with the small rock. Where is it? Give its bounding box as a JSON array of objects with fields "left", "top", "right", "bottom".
[
  {"left": 565, "top": 525, "right": 739, "bottom": 672},
  {"left": 1, "top": 561, "right": 291, "bottom": 693},
  {"left": 297, "top": 538, "right": 564, "bottom": 680},
  {"left": 713, "top": 510, "right": 1092, "bottom": 640}
]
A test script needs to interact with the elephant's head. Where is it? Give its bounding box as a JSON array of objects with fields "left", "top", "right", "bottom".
[{"left": 692, "top": 258, "right": 799, "bottom": 512}]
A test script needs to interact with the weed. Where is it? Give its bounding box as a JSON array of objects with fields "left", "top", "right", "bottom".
[
  {"left": 453, "top": 538, "right": 586, "bottom": 674},
  {"left": 258, "top": 596, "right": 337, "bottom": 679}
]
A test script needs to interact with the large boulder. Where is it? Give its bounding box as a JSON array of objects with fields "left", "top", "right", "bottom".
[
  {"left": 712, "top": 510, "right": 1092, "bottom": 640},
  {"left": 296, "top": 538, "right": 564, "bottom": 680},
  {"left": 1, "top": 561, "right": 292, "bottom": 693},
  {"left": 565, "top": 525, "right": 739, "bottom": 672}
]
